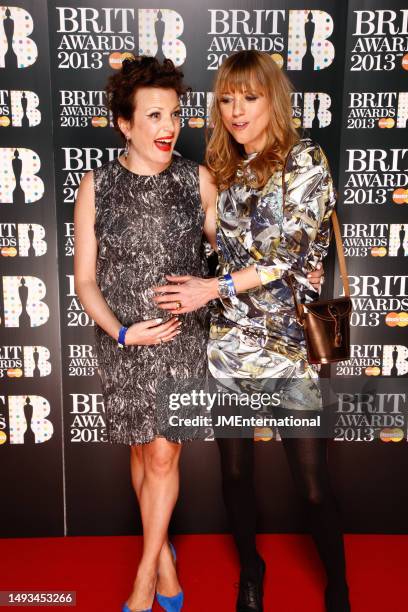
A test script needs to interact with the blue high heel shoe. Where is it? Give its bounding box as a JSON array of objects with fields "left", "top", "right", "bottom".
[
  {"left": 122, "top": 605, "right": 151, "bottom": 612},
  {"left": 156, "top": 542, "right": 184, "bottom": 612},
  {"left": 156, "top": 591, "right": 184, "bottom": 612}
]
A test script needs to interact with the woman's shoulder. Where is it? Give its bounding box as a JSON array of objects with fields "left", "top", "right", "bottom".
[
  {"left": 91, "top": 158, "right": 124, "bottom": 201},
  {"left": 92, "top": 157, "right": 122, "bottom": 186},
  {"left": 170, "top": 154, "right": 203, "bottom": 191},
  {"left": 171, "top": 152, "right": 199, "bottom": 172},
  {"left": 287, "top": 138, "right": 330, "bottom": 172}
]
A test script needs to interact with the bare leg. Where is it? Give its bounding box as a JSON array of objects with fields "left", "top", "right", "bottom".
[
  {"left": 130, "top": 445, "right": 144, "bottom": 498},
  {"left": 130, "top": 446, "right": 180, "bottom": 597},
  {"left": 126, "top": 438, "right": 182, "bottom": 610}
]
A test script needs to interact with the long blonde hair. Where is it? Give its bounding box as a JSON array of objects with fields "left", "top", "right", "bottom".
[{"left": 206, "top": 51, "right": 300, "bottom": 190}]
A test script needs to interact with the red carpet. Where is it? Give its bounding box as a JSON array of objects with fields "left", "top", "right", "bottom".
[{"left": 1, "top": 534, "right": 406, "bottom": 611}]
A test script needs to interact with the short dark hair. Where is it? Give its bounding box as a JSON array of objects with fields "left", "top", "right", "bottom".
[{"left": 106, "top": 56, "right": 187, "bottom": 138}]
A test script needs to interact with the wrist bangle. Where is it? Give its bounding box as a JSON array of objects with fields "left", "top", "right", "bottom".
[
  {"left": 218, "top": 273, "right": 236, "bottom": 299},
  {"left": 117, "top": 326, "right": 128, "bottom": 348}
]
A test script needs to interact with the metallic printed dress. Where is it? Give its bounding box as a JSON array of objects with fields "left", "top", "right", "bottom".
[
  {"left": 93, "top": 155, "right": 209, "bottom": 445},
  {"left": 208, "top": 139, "right": 336, "bottom": 411}
]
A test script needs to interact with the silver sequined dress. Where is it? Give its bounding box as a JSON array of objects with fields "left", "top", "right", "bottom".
[
  {"left": 208, "top": 139, "right": 336, "bottom": 411},
  {"left": 93, "top": 156, "right": 209, "bottom": 445}
]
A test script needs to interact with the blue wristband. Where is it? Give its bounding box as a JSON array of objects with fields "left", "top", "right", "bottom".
[
  {"left": 118, "top": 326, "right": 128, "bottom": 348},
  {"left": 223, "top": 273, "right": 236, "bottom": 296},
  {"left": 218, "top": 273, "right": 237, "bottom": 299}
]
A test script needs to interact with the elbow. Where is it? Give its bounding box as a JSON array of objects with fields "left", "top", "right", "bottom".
[
  {"left": 74, "top": 278, "right": 84, "bottom": 303},
  {"left": 74, "top": 277, "right": 95, "bottom": 301}
]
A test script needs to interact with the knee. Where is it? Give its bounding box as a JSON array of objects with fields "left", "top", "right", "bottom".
[{"left": 145, "top": 448, "right": 179, "bottom": 479}]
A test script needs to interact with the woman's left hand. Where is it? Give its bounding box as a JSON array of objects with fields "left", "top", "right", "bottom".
[{"left": 152, "top": 275, "right": 218, "bottom": 314}]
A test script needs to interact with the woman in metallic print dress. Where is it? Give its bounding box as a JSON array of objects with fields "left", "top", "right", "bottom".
[{"left": 154, "top": 51, "right": 351, "bottom": 612}]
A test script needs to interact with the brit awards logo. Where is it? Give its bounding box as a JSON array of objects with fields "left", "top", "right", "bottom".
[
  {"left": 0, "top": 148, "right": 44, "bottom": 205},
  {"left": 59, "top": 90, "right": 110, "bottom": 128},
  {"left": 0, "top": 395, "right": 53, "bottom": 445},
  {"left": 61, "top": 147, "right": 122, "bottom": 204},
  {"left": 344, "top": 148, "right": 408, "bottom": 206},
  {"left": 0, "top": 90, "right": 41, "bottom": 127},
  {"left": 351, "top": 9, "right": 408, "bottom": 72},
  {"left": 207, "top": 9, "right": 334, "bottom": 71},
  {"left": 0, "top": 6, "right": 38, "bottom": 69},
  {"left": 291, "top": 91, "right": 332, "bottom": 129},
  {"left": 336, "top": 344, "right": 408, "bottom": 377},
  {"left": 138, "top": 9, "right": 186, "bottom": 66},
  {"left": 70, "top": 393, "right": 107, "bottom": 443},
  {"left": 0, "top": 223, "right": 47, "bottom": 257},
  {"left": 345, "top": 275, "right": 408, "bottom": 328},
  {"left": 0, "top": 345, "right": 51, "bottom": 378},
  {"left": 346, "top": 92, "right": 408, "bottom": 129},
  {"left": 66, "top": 274, "right": 94, "bottom": 327},
  {"left": 67, "top": 345, "right": 98, "bottom": 377},
  {"left": 342, "top": 223, "right": 408, "bottom": 258},
  {"left": 334, "top": 391, "right": 406, "bottom": 443},
  {"left": 1, "top": 276, "right": 49, "bottom": 327},
  {"left": 180, "top": 91, "right": 212, "bottom": 129},
  {"left": 55, "top": 7, "right": 186, "bottom": 69}
]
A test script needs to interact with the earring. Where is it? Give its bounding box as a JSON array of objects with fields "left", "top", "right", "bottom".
[{"left": 124, "top": 138, "right": 129, "bottom": 158}]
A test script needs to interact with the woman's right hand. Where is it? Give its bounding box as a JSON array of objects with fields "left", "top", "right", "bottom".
[{"left": 124, "top": 317, "right": 181, "bottom": 346}]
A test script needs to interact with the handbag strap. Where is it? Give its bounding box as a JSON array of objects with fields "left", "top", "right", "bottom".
[
  {"left": 281, "top": 140, "right": 350, "bottom": 316},
  {"left": 331, "top": 210, "right": 350, "bottom": 297}
]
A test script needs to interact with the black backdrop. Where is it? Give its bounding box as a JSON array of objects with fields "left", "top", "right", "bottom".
[{"left": 0, "top": 1, "right": 407, "bottom": 538}]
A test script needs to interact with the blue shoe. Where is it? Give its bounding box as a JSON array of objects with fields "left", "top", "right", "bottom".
[
  {"left": 156, "top": 543, "right": 183, "bottom": 611},
  {"left": 122, "top": 542, "right": 176, "bottom": 612},
  {"left": 156, "top": 591, "right": 184, "bottom": 612}
]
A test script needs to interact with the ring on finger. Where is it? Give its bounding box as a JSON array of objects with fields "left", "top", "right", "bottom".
[{"left": 175, "top": 301, "right": 182, "bottom": 309}]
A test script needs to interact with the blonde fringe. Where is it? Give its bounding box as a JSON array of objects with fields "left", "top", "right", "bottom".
[{"left": 206, "top": 51, "right": 300, "bottom": 190}]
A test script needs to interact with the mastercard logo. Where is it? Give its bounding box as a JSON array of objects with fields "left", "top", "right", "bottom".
[
  {"left": 109, "top": 52, "right": 135, "bottom": 70},
  {"left": 271, "top": 53, "right": 284, "bottom": 69},
  {"left": 188, "top": 117, "right": 205, "bottom": 128},
  {"left": 1, "top": 246, "right": 17, "bottom": 257},
  {"left": 254, "top": 427, "right": 273, "bottom": 442},
  {"left": 380, "top": 428, "right": 404, "bottom": 442},
  {"left": 371, "top": 246, "right": 387, "bottom": 257},
  {"left": 385, "top": 311, "right": 408, "bottom": 327},
  {"left": 365, "top": 366, "right": 381, "bottom": 376},
  {"left": 0, "top": 115, "right": 10, "bottom": 127},
  {"left": 378, "top": 117, "right": 395, "bottom": 129},
  {"left": 91, "top": 116, "right": 108, "bottom": 128},
  {"left": 392, "top": 188, "right": 408, "bottom": 204},
  {"left": 7, "top": 368, "right": 23, "bottom": 378},
  {"left": 402, "top": 54, "right": 408, "bottom": 71},
  {"left": 0, "top": 431, "right": 7, "bottom": 445}
]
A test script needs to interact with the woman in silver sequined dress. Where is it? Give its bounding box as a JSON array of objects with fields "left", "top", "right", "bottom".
[{"left": 155, "top": 51, "right": 351, "bottom": 612}]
